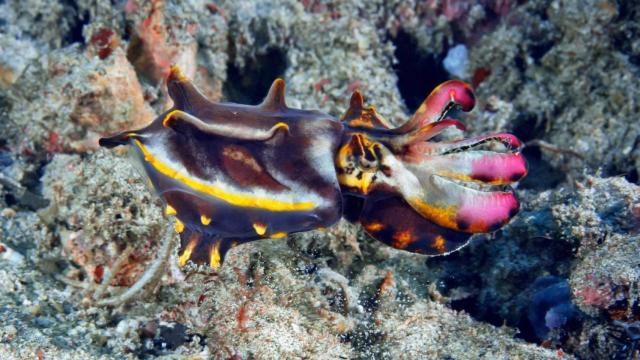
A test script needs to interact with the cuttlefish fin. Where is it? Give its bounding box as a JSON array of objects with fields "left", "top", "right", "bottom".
[
  {"left": 260, "top": 78, "right": 288, "bottom": 111},
  {"left": 166, "top": 64, "right": 211, "bottom": 113}
]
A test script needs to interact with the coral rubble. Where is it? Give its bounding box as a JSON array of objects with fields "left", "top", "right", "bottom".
[{"left": 0, "top": 0, "right": 638, "bottom": 358}]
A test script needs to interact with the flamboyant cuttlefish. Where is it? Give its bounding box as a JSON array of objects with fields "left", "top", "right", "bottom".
[{"left": 100, "top": 65, "right": 526, "bottom": 269}]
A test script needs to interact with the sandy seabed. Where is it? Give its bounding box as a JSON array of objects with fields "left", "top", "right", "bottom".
[{"left": 0, "top": 0, "right": 639, "bottom": 359}]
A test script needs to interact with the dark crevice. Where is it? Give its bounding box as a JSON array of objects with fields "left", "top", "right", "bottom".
[
  {"left": 625, "top": 168, "right": 638, "bottom": 184},
  {"left": 223, "top": 47, "right": 288, "bottom": 105},
  {"left": 514, "top": 52, "right": 527, "bottom": 73},
  {"left": 612, "top": 2, "right": 640, "bottom": 66},
  {"left": 62, "top": 0, "right": 90, "bottom": 47},
  {"left": 518, "top": 146, "right": 566, "bottom": 190},
  {"left": 512, "top": 112, "right": 545, "bottom": 142},
  {"left": 429, "top": 235, "right": 577, "bottom": 344},
  {"left": 511, "top": 113, "right": 566, "bottom": 190},
  {"left": 529, "top": 40, "right": 554, "bottom": 62},
  {"left": 390, "top": 30, "right": 450, "bottom": 113},
  {"left": 135, "top": 321, "right": 206, "bottom": 358},
  {"left": 1, "top": 156, "right": 50, "bottom": 211}
]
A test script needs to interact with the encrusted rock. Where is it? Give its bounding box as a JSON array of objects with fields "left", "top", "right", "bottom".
[{"left": 41, "top": 151, "right": 164, "bottom": 286}]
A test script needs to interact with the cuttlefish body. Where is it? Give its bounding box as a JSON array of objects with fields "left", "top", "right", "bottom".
[
  {"left": 100, "top": 66, "right": 526, "bottom": 268},
  {"left": 100, "top": 66, "right": 343, "bottom": 268}
]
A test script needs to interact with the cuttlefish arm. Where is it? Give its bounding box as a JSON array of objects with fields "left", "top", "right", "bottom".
[
  {"left": 393, "top": 80, "right": 475, "bottom": 135},
  {"left": 359, "top": 193, "right": 472, "bottom": 255}
]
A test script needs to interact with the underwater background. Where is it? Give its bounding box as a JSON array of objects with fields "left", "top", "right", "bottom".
[{"left": 0, "top": 0, "right": 639, "bottom": 359}]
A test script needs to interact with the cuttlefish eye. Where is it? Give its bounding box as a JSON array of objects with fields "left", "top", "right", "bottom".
[{"left": 336, "top": 133, "right": 381, "bottom": 195}]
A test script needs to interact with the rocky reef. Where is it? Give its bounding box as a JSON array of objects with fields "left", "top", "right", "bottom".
[{"left": 0, "top": 0, "right": 638, "bottom": 359}]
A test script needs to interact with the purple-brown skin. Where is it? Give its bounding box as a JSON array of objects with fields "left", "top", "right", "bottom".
[{"left": 100, "top": 66, "right": 526, "bottom": 268}]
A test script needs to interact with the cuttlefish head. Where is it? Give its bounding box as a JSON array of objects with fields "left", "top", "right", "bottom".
[{"left": 336, "top": 80, "right": 527, "bottom": 255}]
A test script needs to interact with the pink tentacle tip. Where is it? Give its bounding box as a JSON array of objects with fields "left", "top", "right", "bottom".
[
  {"left": 470, "top": 152, "right": 528, "bottom": 184},
  {"left": 457, "top": 191, "right": 520, "bottom": 232},
  {"left": 500, "top": 133, "right": 524, "bottom": 149},
  {"left": 430, "top": 80, "right": 476, "bottom": 112},
  {"left": 479, "top": 133, "right": 524, "bottom": 151}
]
